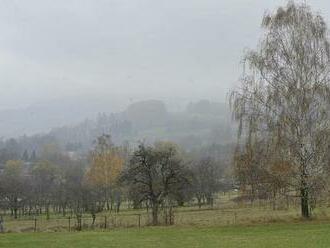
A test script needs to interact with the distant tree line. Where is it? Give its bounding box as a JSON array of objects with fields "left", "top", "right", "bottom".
[{"left": 0, "top": 134, "right": 231, "bottom": 225}]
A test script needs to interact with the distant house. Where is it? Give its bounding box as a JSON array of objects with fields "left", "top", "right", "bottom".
[{"left": 65, "top": 151, "right": 81, "bottom": 161}]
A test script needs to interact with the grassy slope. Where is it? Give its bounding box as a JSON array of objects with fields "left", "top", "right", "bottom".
[{"left": 1, "top": 223, "right": 330, "bottom": 248}]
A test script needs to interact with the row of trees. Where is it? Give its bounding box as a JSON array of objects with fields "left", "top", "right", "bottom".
[{"left": 0, "top": 134, "right": 228, "bottom": 225}]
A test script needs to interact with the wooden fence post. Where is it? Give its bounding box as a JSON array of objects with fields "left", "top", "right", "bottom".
[
  {"left": 68, "top": 216, "right": 71, "bottom": 232},
  {"left": 104, "top": 216, "right": 107, "bottom": 229},
  {"left": 34, "top": 218, "right": 37, "bottom": 232},
  {"left": 138, "top": 214, "right": 141, "bottom": 228},
  {"left": 234, "top": 212, "right": 237, "bottom": 224}
]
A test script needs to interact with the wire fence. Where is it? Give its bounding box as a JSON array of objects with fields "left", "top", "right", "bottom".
[
  {"left": 2, "top": 212, "right": 163, "bottom": 233},
  {"left": 3, "top": 215, "right": 142, "bottom": 233},
  {"left": 1, "top": 195, "right": 329, "bottom": 233},
  {"left": 1, "top": 206, "right": 314, "bottom": 233}
]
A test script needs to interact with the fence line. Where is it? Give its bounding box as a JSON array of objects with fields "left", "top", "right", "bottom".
[{"left": 1, "top": 212, "right": 155, "bottom": 233}]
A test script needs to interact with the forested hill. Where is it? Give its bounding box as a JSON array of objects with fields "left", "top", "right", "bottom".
[
  {"left": 0, "top": 99, "right": 235, "bottom": 158},
  {"left": 49, "top": 99, "right": 235, "bottom": 152}
]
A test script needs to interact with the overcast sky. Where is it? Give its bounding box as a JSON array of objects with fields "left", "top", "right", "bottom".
[{"left": 0, "top": 0, "right": 329, "bottom": 109}]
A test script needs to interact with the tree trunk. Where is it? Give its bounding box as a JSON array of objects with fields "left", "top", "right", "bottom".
[
  {"left": 300, "top": 165, "right": 311, "bottom": 218},
  {"left": 116, "top": 201, "right": 121, "bottom": 213},
  {"left": 46, "top": 205, "right": 50, "bottom": 220},
  {"left": 301, "top": 187, "right": 310, "bottom": 218},
  {"left": 197, "top": 197, "right": 202, "bottom": 209},
  {"left": 152, "top": 204, "right": 158, "bottom": 225},
  {"left": 272, "top": 190, "right": 276, "bottom": 210},
  {"left": 92, "top": 213, "right": 96, "bottom": 225}
]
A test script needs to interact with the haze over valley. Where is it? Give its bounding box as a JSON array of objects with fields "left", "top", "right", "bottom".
[{"left": 2, "top": 1, "right": 330, "bottom": 247}]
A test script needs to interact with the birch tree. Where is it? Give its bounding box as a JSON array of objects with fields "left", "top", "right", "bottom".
[{"left": 230, "top": 2, "right": 330, "bottom": 218}]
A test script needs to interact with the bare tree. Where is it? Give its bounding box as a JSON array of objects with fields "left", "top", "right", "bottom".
[
  {"left": 123, "top": 142, "right": 188, "bottom": 225},
  {"left": 230, "top": 2, "right": 330, "bottom": 218},
  {"left": 191, "top": 157, "right": 221, "bottom": 208}
]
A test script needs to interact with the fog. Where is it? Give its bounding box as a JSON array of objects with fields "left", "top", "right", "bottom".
[{"left": 0, "top": 0, "right": 329, "bottom": 136}]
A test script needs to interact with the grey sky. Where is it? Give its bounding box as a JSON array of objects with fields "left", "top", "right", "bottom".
[{"left": 0, "top": 0, "right": 329, "bottom": 109}]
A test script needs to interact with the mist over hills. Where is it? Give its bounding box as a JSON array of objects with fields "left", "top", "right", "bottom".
[
  {"left": 0, "top": 97, "right": 235, "bottom": 154},
  {"left": 49, "top": 98, "right": 235, "bottom": 152},
  {"left": 0, "top": 94, "right": 225, "bottom": 138},
  {"left": 0, "top": 95, "right": 127, "bottom": 138}
]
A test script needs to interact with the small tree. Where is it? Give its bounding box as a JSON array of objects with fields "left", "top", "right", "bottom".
[
  {"left": 85, "top": 134, "right": 123, "bottom": 211},
  {"left": 0, "top": 160, "right": 26, "bottom": 218},
  {"left": 230, "top": 2, "right": 330, "bottom": 218},
  {"left": 31, "top": 161, "right": 57, "bottom": 219},
  {"left": 191, "top": 157, "right": 221, "bottom": 208}
]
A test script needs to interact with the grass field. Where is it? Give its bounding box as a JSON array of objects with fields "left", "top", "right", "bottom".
[
  {"left": 2, "top": 193, "right": 330, "bottom": 247},
  {"left": 1, "top": 222, "right": 330, "bottom": 248},
  {"left": 5, "top": 192, "right": 330, "bottom": 232},
  {"left": 3, "top": 204, "right": 330, "bottom": 232}
]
